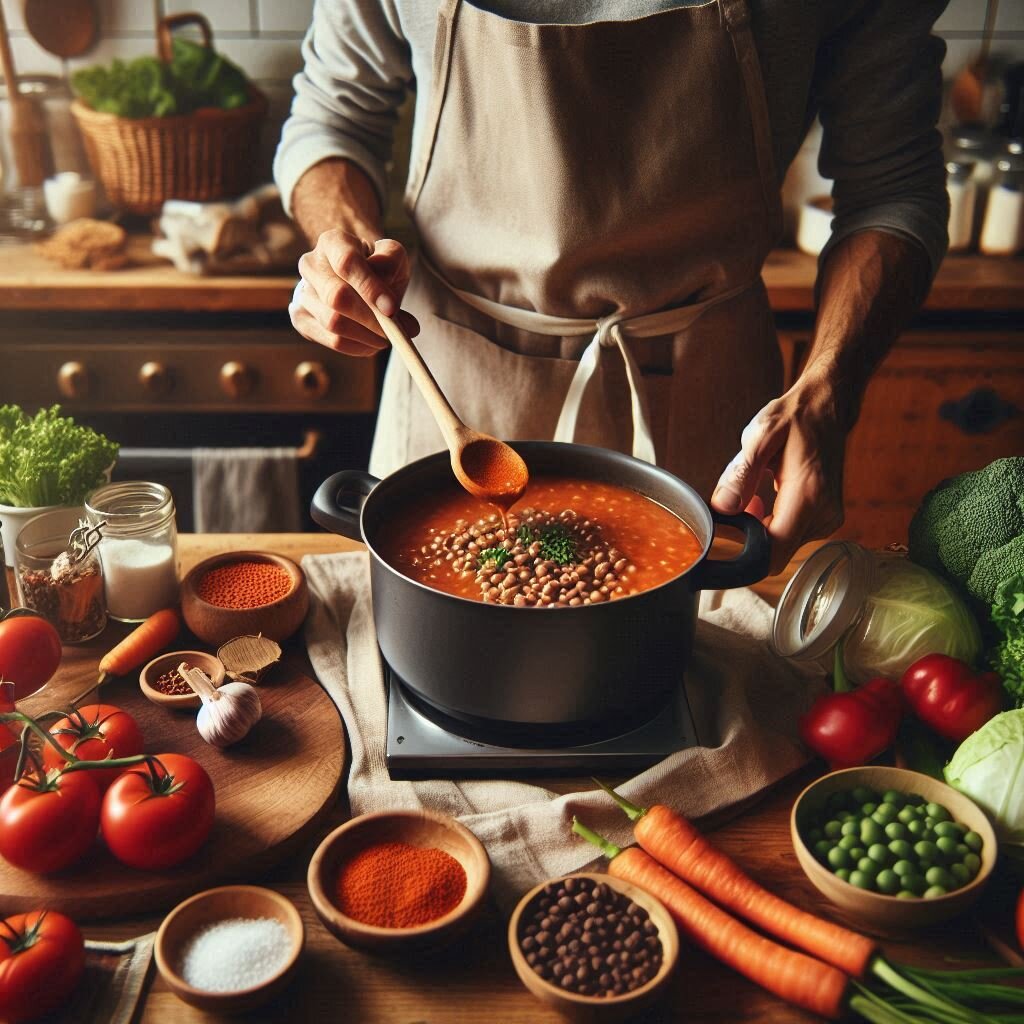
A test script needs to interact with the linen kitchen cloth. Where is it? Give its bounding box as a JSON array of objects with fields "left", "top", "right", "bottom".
[
  {"left": 303, "top": 552, "right": 822, "bottom": 907},
  {"left": 193, "top": 447, "right": 303, "bottom": 533}
]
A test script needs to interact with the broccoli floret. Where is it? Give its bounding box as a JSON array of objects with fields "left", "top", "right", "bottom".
[{"left": 908, "top": 457, "right": 1024, "bottom": 606}]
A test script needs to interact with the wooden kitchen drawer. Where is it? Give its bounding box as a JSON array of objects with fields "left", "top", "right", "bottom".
[
  {"left": 836, "top": 329, "right": 1023, "bottom": 548},
  {"left": 1, "top": 328, "right": 378, "bottom": 414}
]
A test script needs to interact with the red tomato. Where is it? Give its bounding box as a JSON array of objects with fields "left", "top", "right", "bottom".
[
  {"left": 0, "top": 771, "right": 101, "bottom": 874},
  {"left": 901, "top": 654, "right": 1004, "bottom": 742},
  {"left": 101, "top": 753, "right": 215, "bottom": 870},
  {"left": 0, "top": 615, "right": 62, "bottom": 699},
  {"left": 42, "top": 704, "right": 144, "bottom": 791},
  {"left": 0, "top": 910, "right": 84, "bottom": 1022},
  {"left": 0, "top": 681, "right": 17, "bottom": 793}
]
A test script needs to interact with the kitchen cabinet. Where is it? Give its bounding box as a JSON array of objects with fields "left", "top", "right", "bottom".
[
  {"left": 0, "top": 243, "right": 1019, "bottom": 543},
  {"left": 768, "top": 249, "right": 1024, "bottom": 549}
]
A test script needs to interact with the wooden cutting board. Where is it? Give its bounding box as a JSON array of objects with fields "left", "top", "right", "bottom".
[{"left": 0, "top": 658, "right": 345, "bottom": 920}]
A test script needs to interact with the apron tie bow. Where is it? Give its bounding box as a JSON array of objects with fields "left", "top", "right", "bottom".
[{"left": 553, "top": 313, "right": 657, "bottom": 465}]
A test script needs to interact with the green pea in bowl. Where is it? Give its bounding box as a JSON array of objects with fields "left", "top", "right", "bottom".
[{"left": 791, "top": 766, "right": 997, "bottom": 935}]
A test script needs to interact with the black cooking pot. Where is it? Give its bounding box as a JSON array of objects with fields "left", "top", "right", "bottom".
[{"left": 312, "top": 442, "right": 769, "bottom": 742}]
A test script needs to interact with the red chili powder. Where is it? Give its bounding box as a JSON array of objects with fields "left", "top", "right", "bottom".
[
  {"left": 197, "top": 560, "right": 292, "bottom": 609},
  {"left": 334, "top": 841, "right": 468, "bottom": 928}
]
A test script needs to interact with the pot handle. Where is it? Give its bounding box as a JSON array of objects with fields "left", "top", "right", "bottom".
[
  {"left": 310, "top": 470, "right": 379, "bottom": 540},
  {"left": 691, "top": 511, "right": 771, "bottom": 590}
]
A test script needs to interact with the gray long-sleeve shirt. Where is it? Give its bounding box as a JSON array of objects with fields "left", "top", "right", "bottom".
[{"left": 274, "top": 0, "right": 949, "bottom": 276}]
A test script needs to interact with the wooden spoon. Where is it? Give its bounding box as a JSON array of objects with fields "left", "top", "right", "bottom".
[
  {"left": 22, "top": 0, "right": 97, "bottom": 64},
  {"left": 369, "top": 305, "right": 529, "bottom": 509},
  {"left": 0, "top": 1, "right": 49, "bottom": 187},
  {"left": 950, "top": 0, "right": 999, "bottom": 124}
]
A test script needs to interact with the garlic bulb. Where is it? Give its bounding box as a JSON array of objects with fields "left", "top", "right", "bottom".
[{"left": 177, "top": 664, "right": 262, "bottom": 749}]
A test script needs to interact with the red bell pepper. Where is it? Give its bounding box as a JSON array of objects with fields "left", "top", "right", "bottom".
[
  {"left": 900, "top": 653, "right": 1003, "bottom": 743},
  {"left": 799, "top": 652, "right": 903, "bottom": 769}
]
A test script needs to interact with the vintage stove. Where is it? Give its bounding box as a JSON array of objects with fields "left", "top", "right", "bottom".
[{"left": 384, "top": 658, "right": 700, "bottom": 779}]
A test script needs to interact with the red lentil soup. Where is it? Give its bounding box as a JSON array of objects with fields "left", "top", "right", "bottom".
[{"left": 376, "top": 476, "right": 703, "bottom": 608}]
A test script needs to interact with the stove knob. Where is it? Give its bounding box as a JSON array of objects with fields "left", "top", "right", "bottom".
[
  {"left": 219, "top": 360, "right": 256, "bottom": 399},
  {"left": 294, "top": 360, "right": 330, "bottom": 400},
  {"left": 56, "top": 361, "right": 91, "bottom": 400},
  {"left": 139, "top": 361, "right": 173, "bottom": 396}
]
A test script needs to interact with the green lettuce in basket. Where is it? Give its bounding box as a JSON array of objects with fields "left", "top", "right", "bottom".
[
  {"left": 0, "top": 406, "right": 119, "bottom": 508},
  {"left": 71, "top": 38, "right": 250, "bottom": 119}
]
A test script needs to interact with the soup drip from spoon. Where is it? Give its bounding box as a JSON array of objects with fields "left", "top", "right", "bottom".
[{"left": 369, "top": 305, "right": 529, "bottom": 516}]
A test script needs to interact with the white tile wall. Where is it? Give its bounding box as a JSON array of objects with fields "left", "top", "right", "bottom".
[
  {"left": 256, "top": 0, "right": 313, "bottom": 34},
  {"left": 162, "top": 0, "right": 253, "bottom": 34},
  {"left": 95, "top": 0, "right": 161, "bottom": 35}
]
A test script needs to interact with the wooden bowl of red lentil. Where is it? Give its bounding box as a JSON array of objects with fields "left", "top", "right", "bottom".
[
  {"left": 140, "top": 650, "right": 226, "bottom": 709},
  {"left": 306, "top": 809, "right": 491, "bottom": 954},
  {"left": 180, "top": 551, "right": 309, "bottom": 647}
]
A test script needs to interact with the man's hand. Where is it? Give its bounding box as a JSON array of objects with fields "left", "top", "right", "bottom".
[
  {"left": 290, "top": 230, "right": 418, "bottom": 357},
  {"left": 711, "top": 374, "right": 849, "bottom": 575}
]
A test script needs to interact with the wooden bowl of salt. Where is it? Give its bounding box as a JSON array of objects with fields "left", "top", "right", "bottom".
[
  {"left": 180, "top": 551, "right": 308, "bottom": 647},
  {"left": 307, "top": 810, "right": 491, "bottom": 954}
]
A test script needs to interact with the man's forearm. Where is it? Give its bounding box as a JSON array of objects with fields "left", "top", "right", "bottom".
[
  {"left": 800, "top": 230, "right": 933, "bottom": 426},
  {"left": 291, "top": 158, "right": 383, "bottom": 247}
]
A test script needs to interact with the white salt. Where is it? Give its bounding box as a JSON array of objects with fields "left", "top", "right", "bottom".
[
  {"left": 179, "top": 916, "right": 291, "bottom": 993},
  {"left": 99, "top": 537, "right": 178, "bottom": 621}
]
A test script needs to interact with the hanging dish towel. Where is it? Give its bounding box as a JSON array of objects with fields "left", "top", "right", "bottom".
[
  {"left": 303, "top": 551, "right": 822, "bottom": 906},
  {"left": 193, "top": 447, "right": 302, "bottom": 533}
]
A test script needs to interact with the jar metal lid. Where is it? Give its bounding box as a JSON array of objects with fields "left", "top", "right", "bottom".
[{"left": 770, "top": 540, "right": 876, "bottom": 660}]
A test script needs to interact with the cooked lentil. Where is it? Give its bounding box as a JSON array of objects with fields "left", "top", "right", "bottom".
[
  {"left": 519, "top": 877, "right": 662, "bottom": 997},
  {"left": 197, "top": 561, "right": 292, "bottom": 609},
  {"left": 377, "top": 477, "right": 702, "bottom": 607}
]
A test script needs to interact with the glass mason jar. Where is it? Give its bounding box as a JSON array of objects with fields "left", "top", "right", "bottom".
[
  {"left": 770, "top": 541, "right": 981, "bottom": 685},
  {"left": 946, "top": 159, "right": 977, "bottom": 252},
  {"left": 14, "top": 507, "right": 107, "bottom": 650},
  {"left": 85, "top": 482, "right": 179, "bottom": 623},
  {"left": 979, "top": 140, "right": 1024, "bottom": 256}
]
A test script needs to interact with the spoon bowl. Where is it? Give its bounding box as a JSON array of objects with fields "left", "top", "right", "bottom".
[{"left": 370, "top": 305, "right": 529, "bottom": 507}]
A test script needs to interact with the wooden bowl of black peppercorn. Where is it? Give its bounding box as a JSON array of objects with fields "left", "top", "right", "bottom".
[{"left": 508, "top": 872, "right": 679, "bottom": 1023}]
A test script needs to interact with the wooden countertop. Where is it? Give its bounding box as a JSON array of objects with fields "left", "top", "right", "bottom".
[
  {"left": 15, "top": 533, "right": 1010, "bottom": 1024},
  {"left": 0, "top": 239, "right": 1020, "bottom": 313}
]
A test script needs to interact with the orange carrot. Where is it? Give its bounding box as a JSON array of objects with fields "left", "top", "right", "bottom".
[
  {"left": 598, "top": 785, "right": 877, "bottom": 980},
  {"left": 97, "top": 608, "right": 180, "bottom": 683},
  {"left": 573, "top": 823, "right": 850, "bottom": 1020}
]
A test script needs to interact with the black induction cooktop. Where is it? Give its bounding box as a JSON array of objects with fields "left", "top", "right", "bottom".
[{"left": 384, "top": 664, "right": 700, "bottom": 779}]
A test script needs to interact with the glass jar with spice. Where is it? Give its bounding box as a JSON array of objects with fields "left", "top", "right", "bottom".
[
  {"left": 85, "top": 482, "right": 179, "bottom": 622},
  {"left": 15, "top": 508, "right": 106, "bottom": 643},
  {"left": 770, "top": 541, "right": 982, "bottom": 685}
]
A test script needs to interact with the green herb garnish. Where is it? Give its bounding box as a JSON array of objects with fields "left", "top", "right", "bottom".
[
  {"left": 517, "top": 525, "right": 537, "bottom": 545},
  {"left": 539, "top": 523, "right": 577, "bottom": 565},
  {"left": 478, "top": 546, "right": 512, "bottom": 570}
]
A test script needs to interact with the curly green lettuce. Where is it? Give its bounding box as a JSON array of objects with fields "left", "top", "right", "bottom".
[
  {"left": 992, "top": 575, "right": 1024, "bottom": 707},
  {"left": 0, "top": 406, "right": 119, "bottom": 508}
]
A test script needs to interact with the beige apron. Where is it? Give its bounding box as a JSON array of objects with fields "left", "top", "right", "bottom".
[{"left": 369, "top": 0, "right": 783, "bottom": 500}]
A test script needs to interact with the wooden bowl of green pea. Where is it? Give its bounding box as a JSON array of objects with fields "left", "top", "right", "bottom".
[{"left": 791, "top": 766, "right": 997, "bottom": 935}]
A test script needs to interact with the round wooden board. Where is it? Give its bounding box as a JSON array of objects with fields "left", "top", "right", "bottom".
[{"left": 0, "top": 663, "right": 345, "bottom": 920}]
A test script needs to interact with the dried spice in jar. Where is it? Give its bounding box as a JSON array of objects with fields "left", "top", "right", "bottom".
[
  {"left": 334, "top": 841, "right": 467, "bottom": 928},
  {"left": 519, "top": 877, "right": 663, "bottom": 998},
  {"left": 197, "top": 561, "right": 292, "bottom": 609}
]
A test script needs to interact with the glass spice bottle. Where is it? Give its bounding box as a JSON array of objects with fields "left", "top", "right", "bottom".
[{"left": 85, "top": 482, "right": 180, "bottom": 622}]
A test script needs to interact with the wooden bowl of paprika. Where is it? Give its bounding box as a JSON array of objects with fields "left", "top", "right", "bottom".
[
  {"left": 307, "top": 809, "right": 491, "bottom": 953},
  {"left": 181, "top": 551, "right": 309, "bottom": 647}
]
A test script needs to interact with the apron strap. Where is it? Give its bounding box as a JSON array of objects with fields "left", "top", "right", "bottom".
[
  {"left": 553, "top": 317, "right": 657, "bottom": 464},
  {"left": 422, "top": 258, "right": 757, "bottom": 467}
]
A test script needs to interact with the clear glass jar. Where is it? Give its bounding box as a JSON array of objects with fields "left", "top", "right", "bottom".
[
  {"left": 946, "top": 159, "right": 977, "bottom": 252},
  {"left": 14, "top": 508, "right": 107, "bottom": 649},
  {"left": 771, "top": 541, "right": 982, "bottom": 684},
  {"left": 85, "top": 482, "right": 179, "bottom": 622},
  {"left": 979, "top": 140, "right": 1024, "bottom": 256}
]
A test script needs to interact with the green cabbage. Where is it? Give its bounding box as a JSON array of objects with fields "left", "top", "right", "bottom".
[
  {"left": 945, "top": 709, "right": 1024, "bottom": 846},
  {"left": 843, "top": 555, "right": 982, "bottom": 683}
]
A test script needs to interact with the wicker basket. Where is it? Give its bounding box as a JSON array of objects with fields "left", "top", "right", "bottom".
[{"left": 70, "top": 13, "right": 267, "bottom": 215}]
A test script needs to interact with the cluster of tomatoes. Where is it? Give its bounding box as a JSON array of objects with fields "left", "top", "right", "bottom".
[{"left": 0, "top": 701, "right": 216, "bottom": 875}]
